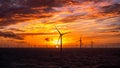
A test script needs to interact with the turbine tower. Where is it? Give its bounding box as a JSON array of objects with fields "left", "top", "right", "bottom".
[{"left": 55, "top": 26, "right": 70, "bottom": 56}]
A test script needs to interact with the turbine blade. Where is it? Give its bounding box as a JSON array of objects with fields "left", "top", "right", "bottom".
[
  {"left": 57, "top": 36, "right": 61, "bottom": 45},
  {"left": 55, "top": 25, "right": 61, "bottom": 34},
  {"left": 62, "top": 32, "right": 70, "bottom": 35}
]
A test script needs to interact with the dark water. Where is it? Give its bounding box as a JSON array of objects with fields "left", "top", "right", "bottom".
[{"left": 0, "top": 48, "right": 120, "bottom": 68}]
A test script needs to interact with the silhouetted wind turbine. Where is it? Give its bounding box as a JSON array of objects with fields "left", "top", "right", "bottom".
[
  {"left": 91, "top": 40, "right": 94, "bottom": 48},
  {"left": 76, "top": 37, "right": 82, "bottom": 48},
  {"left": 76, "top": 36, "right": 82, "bottom": 48},
  {"left": 80, "top": 37, "right": 82, "bottom": 48},
  {"left": 55, "top": 26, "right": 70, "bottom": 56}
]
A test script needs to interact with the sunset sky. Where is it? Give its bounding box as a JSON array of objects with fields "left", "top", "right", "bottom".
[{"left": 0, "top": 0, "right": 120, "bottom": 48}]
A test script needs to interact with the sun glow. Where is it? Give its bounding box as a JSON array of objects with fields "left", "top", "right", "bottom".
[
  {"left": 55, "top": 45, "right": 59, "bottom": 48},
  {"left": 50, "top": 37, "right": 70, "bottom": 48},
  {"left": 50, "top": 39, "right": 60, "bottom": 48},
  {"left": 51, "top": 39, "right": 60, "bottom": 45}
]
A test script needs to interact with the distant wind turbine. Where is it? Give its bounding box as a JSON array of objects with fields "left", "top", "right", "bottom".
[
  {"left": 76, "top": 36, "right": 82, "bottom": 48},
  {"left": 55, "top": 26, "right": 70, "bottom": 56},
  {"left": 91, "top": 40, "right": 94, "bottom": 48},
  {"left": 80, "top": 37, "right": 82, "bottom": 48}
]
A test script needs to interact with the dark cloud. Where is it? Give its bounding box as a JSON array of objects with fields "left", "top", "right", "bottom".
[
  {"left": 45, "top": 38, "right": 51, "bottom": 42},
  {"left": 96, "top": 16, "right": 120, "bottom": 22},
  {"left": 0, "top": 0, "right": 61, "bottom": 26},
  {"left": 15, "top": 41, "right": 27, "bottom": 44},
  {"left": 98, "top": 20, "right": 120, "bottom": 33},
  {"left": 102, "top": 3, "right": 120, "bottom": 14},
  {"left": 0, "top": 18, "right": 25, "bottom": 26},
  {"left": 0, "top": 26, "right": 4, "bottom": 29},
  {"left": 0, "top": 31, "right": 23, "bottom": 40},
  {"left": 0, "top": 0, "right": 68, "bottom": 9},
  {"left": 114, "top": 26, "right": 120, "bottom": 30},
  {"left": 108, "top": 22, "right": 120, "bottom": 29},
  {"left": 59, "top": 14, "right": 86, "bottom": 23},
  {"left": 0, "top": 0, "right": 90, "bottom": 26},
  {"left": 0, "top": 8, "right": 54, "bottom": 26},
  {"left": 26, "top": 0, "right": 62, "bottom": 7},
  {"left": 0, "top": 0, "right": 120, "bottom": 26},
  {"left": 8, "top": 28, "right": 25, "bottom": 32},
  {"left": 111, "top": 27, "right": 120, "bottom": 32},
  {"left": 85, "top": 33, "right": 120, "bottom": 39},
  {"left": 99, "top": 30, "right": 120, "bottom": 33},
  {"left": 98, "top": 25, "right": 120, "bottom": 33}
]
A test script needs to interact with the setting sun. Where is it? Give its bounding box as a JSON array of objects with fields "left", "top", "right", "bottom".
[
  {"left": 50, "top": 37, "right": 69, "bottom": 48},
  {"left": 55, "top": 45, "right": 59, "bottom": 48}
]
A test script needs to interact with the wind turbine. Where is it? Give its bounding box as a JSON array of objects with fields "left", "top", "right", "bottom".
[
  {"left": 55, "top": 26, "right": 70, "bottom": 56},
  {"left": 76, "top": 36, "right": 82, "bottom": 48},
  {"left": 91, "top": 40, "right": 94, "bottom": 48},
  {"left": 80, "top": 37, "right": 82, "bottom": 48}
]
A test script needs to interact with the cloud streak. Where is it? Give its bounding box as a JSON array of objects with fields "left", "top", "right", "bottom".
[
  {"left": 17, "top": 32, "right": 57, "bottom": 36},
  {"left": 8, "top": 28, "right": 25, "bottom": 32},
  {"left": 0, "top": 31, "right": 23, "bottom": 40}
]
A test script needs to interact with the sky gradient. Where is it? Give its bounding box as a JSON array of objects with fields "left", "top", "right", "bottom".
[{"left": 0, "top": 0, "right": 120, "bottom": 48}]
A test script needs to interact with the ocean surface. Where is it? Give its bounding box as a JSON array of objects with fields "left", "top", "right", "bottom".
[{"left": 0, "top": 48, "right": 120, "bottom": 68}]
